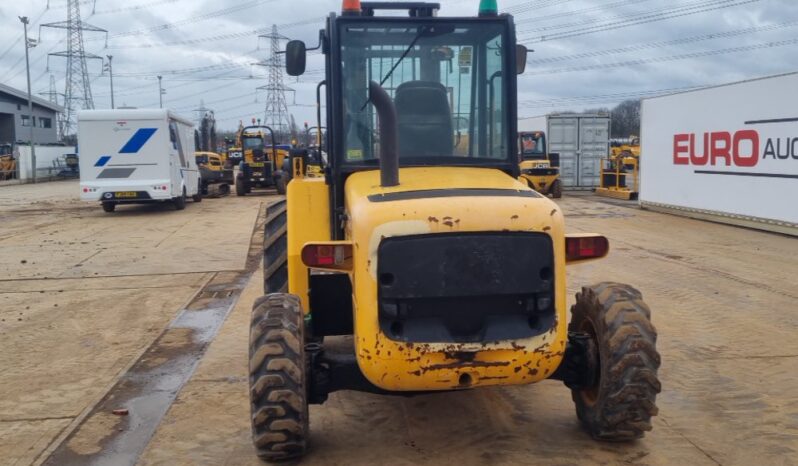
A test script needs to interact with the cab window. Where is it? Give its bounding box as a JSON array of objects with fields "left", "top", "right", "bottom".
[{"left": 340, "top": 21, "right": 508, "bottom": 164}]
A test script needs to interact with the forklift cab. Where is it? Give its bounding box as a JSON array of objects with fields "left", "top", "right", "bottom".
[
  {"left": 286, "top": 1, "right": 527, "bottom": 237},
  {"left": 519, "top": 131, "right": 546, "bottom": 161}
]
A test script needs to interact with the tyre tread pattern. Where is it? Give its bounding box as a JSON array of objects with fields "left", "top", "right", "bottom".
[
  {"left": 249, "top": 293, "right": 308, "bottom": 461},
  {"left": 263, "top": 200, "right": 288, "bottom": 294},
  {"left": 569, "top": 282, "right": 661, "bottom": 441}
]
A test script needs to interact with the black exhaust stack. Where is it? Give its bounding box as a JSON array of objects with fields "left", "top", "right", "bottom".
[{"left": 368, "top": 80, "right": 399, "bottom": 187}]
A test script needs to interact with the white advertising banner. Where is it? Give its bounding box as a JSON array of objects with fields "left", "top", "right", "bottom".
[{"left": 640, "top": 72, "right": 798, "bottom": 227}]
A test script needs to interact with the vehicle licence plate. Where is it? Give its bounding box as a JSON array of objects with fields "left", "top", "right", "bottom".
[
  {"left": 115, "top": 191, "right": 138, "bottom": 198},
  {"left": 250, "top": 162, "right": 265, "bottom": 167}
]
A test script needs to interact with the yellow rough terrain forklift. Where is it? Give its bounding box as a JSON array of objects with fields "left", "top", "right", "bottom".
[
  {"left": 232, "top": 125, "right": 289, "bottom": 196},
  {"left": 248, "top": 1, "right": 660, "bottom": 460},
  {"left": 518, "top": 130, "right": 562, "bottom": 198}
]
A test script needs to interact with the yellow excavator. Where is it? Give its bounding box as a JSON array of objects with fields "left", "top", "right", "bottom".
[{"left": 196, "top": 151, "right": 232, "bottom": 197}]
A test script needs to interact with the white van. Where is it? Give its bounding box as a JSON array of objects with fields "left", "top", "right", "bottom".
[{"left": 78, "top": 109, "right": 201, "bottom": 212}]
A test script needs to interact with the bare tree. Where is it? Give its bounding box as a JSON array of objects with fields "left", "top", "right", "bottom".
[{"left": 610, "top": 100, "right": 641, "bottom": 138}]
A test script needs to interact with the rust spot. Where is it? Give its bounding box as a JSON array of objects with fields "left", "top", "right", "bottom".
[
  {"left": 479, "top": 376, "right": 508, "bottom": 381},
  {"left": 529, "top": 368, "right": 539, "bottom": 376},
  {"left": 542, "top": 226, "right": 551, "bottom": 232},
  {"left": 420, "top": 360, "right": 510, "bottom": 374},
  {"left": 511, "top": 215, "right": 519, "bottom": 220},
  {"left": 550, "top": 209, "right": 557, "bottom": 216},
  {"left": 443, "top": 351, "right": 476, "bottom": 362},
  {"left": 510, "top": 342, "right": 526, "bottom": 351},
  {"left": 428, "top": 216, "right": 439, "bottom": 223},
  {"left": 443, "top": 220, "right": 454, "bottom": 227},
  {"left": 544, "top": 368, "right": 550, "bottom": 375},
  {"left": 409, "top": 370, "right": 422, "bottom": 376},
  {"left": 443, "top": 216, "right": 453, "bottom": 221},
  {"left": 514, "top": 367, "right": 522, "bottom": 373}
]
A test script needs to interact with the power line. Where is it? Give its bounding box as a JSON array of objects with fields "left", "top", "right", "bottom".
[
  {"left": 84, "top": 0, "right": 280, "bottom": 42},
  {"left": 105, "top": 17, "right": 321, "bottom": 49},
  {"left": 520, "top": 0, "right": 763, "bottom": 43},
  {"left": 518, "top": 85, "right": 707, "bottom": 107},
  {"left": 514, "top": 0, "right": 653, "bottom": 27},
  {"left": 529, "top": 19, "right": 798, "bottom": 64},
  {"left": 518, "top": 0, "right": 714, "bottom": 35},
  {"left": 506, "top": 0, "right": 578, "bottom": 16},
  {"left": 90, "top": 0, "right": 180, "bottom": 16},
  {"left": 523, "top": 37, "right": 798, "bottom": 76},
  {"left": 0, "top": 6, "right": 49, "bottom": 62}
]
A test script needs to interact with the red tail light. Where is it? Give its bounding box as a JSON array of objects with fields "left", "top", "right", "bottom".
[
  {"left": 565, "top": 235, "right": 609, "bottom": 262},
  {"left": 301, "top": 243, "right": 353, "bottom": 270}
]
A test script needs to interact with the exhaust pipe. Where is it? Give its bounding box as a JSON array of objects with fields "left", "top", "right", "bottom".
[{"left": 368, "top": 81, "right": 399, "bottom": 187}]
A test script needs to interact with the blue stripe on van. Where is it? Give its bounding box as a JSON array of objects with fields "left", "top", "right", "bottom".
[
  {"left": 119, "top": 128, "right": 157, "bottom": 154},
  {"left": 95, "top": 155, "right": 111, "bottom": 167}
]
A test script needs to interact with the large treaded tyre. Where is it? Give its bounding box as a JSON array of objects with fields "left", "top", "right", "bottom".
[
  {"left": 550, "top": 178, "right": 563, "bottom": 199},
  {"left": 235, "top": 176, "right": 247, "bottom": 196},
  {"left": 569, "top": 282, "right": 661, "bottom": 441},
  {"left": 249, "top": 293, "right": 309, "bottom": 461},
  {"left": 102, "top": 202, "right": 116, "bottom": 213},
  {"left": 263, "top": 200, "right": 288, "bottom": 293},
  {"left": 275, "top": 173, "right": 287, "bottom": 195}
]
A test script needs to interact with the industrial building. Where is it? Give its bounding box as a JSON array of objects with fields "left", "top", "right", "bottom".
[{"left": 0, "top": 82, "right": 62, "bottom": 145}]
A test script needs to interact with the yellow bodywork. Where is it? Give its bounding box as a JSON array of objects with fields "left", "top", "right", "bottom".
[
  {"left": 597, "top": 151, "right": 640, "bottom": 200},
  {"left": 195, "top": 151, "right": 225, "bottom": 172},
  {"left": 518, "top": 159, "right": 559, "bottom": 194},
  {"left": 286, "top": 166, "right": 568, "bottom": 392}
]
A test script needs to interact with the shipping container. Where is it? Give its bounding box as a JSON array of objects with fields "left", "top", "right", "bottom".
[
  {"left": 639, "top": 72, "right": 798, "bottom": 236},
  {"left": 518, "top": 113, "right": 610, "bottom": 188}
]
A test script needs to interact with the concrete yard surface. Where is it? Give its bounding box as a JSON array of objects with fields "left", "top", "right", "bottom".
[{"left": 0, "top": 182, "right": 796, "bottom": 466}]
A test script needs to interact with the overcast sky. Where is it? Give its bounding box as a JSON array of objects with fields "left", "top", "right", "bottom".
[{"left": 1, "top": 0, "right": 796, "bottom": 131}]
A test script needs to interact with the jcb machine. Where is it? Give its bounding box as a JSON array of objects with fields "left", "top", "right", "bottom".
[
  {"left": 518, "top": 130, "right": 562, "bottom": 198},
  {"left": 597, "top": 137, "right": 640, "bottom": 200},
  {"left": 195, "top": 151, "right": 232, "bottom": 197},
  {"left": 233, "top": 125, "right": 288, "bottom": 195},
  {"left": 0, "top": 144, "right": 16, "bottom": 180},
  {"left": 249, "top": 1, "right": 660, "bottom": 460}
]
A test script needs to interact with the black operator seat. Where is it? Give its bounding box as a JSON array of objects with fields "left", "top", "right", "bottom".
[{"left": 394, "top": 81, "right": 454, "bottom": 158}]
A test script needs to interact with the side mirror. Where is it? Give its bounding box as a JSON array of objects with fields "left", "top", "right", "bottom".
[
  {"left": 286, "top": 40, "right": 306, "bottom": 76},
  {"left": 516, "top": 45, "right": 528, "bottom": 75}
]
